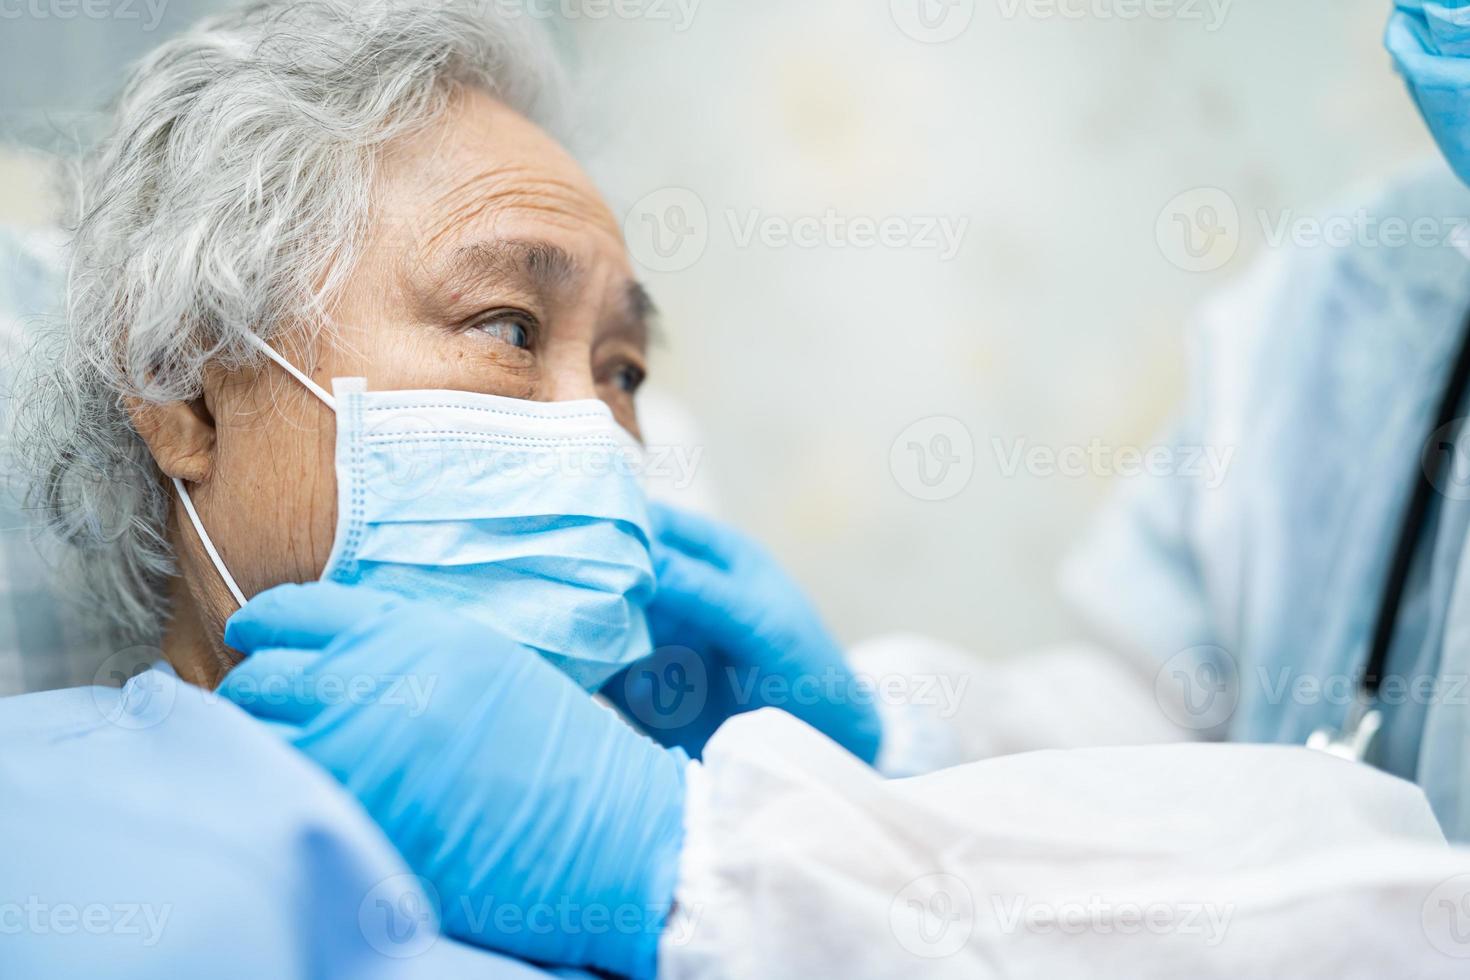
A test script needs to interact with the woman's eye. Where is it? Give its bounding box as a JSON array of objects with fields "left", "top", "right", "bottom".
[
  {"left": 470, "top": 313, "right": 534, "bottom": 349},
  {"left": 612, "top": 363, "right": 646, "bottom": 394}
]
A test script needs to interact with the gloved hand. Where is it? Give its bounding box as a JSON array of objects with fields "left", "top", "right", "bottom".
[
  {"left": 604, "top": 503, "right": 882, "bottom": 763},
  {"left": 1388, "top": 1, "right": 1470, "bottom": 185},
  {"left": 217, "top": 582, "right": 686, "bottom": 980}
]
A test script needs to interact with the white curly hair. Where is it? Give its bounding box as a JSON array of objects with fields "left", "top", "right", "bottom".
[{"left": 12, "top": 0, "right": 565, "bottom": 643}]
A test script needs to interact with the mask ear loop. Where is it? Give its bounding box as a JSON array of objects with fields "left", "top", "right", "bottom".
[
  {"left": 240, "top": 331, "right": 337, "bottom": 411},
  {"left": 171, "top": 332, "right": 339, "bottom": 608},
  {"left": 173, "top": 476, "right": 246, "bottom": 607}
]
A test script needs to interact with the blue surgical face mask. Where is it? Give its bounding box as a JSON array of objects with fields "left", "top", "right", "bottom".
[
  {"left": 1387, "top": 1, "right": 1470, "bottom": 186},
  {"left": 174, "top": 334, "right": 656, "bottom": 691}
]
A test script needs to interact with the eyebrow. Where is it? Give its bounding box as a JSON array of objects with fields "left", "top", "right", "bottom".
[
  {"left": 428, "top": 238, "right": 582, "bottom": 304},
  {"left": 424, "top": 237, "right": 659, "bottom": 348},
  {"left": 621, "top": 281, "right": 660, "bottom": 349}
]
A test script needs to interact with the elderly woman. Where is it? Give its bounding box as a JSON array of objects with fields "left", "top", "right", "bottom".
[
  {"left": 17, "top": 0, "right": 658, "bottom": 692},
  {"left": 4, "top": 2, "right": 875, "bottom": 975},
  {"left": 8, "top": 2, "right": 1470, "bottom": 979}
]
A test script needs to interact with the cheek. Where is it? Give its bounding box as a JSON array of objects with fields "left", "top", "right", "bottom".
[
  {"left": 610, "top": 398, "right": 641, "bottom": 441},
  {"left": 358, "top": 325, "right": 541, "bottom": 400},
  {"left": 204, "top": 386, "right": 340, "bottom": 592}
]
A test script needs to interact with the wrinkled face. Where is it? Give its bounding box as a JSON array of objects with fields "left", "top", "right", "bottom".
[{"left": 157, "top": 88, "right": 651, "bottom": 684}]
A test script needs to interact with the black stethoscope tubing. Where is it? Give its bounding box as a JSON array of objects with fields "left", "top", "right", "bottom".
[{"left": 1361, "top": 309, "right": 1470, "bottom": 699}]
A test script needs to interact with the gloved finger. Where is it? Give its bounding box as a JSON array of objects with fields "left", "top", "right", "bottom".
[
  {"left": 649, "top": 503, "right": 739, "bottom": 571},
  {"left": 645, "top": 595, "right": 709, "bottom": 654},
  {"left": 649, "top": 546, "right": 745, "bottom": 648},
  {"left": 225, "top": 582, "right": 403, "bottom": 653},
  {"left": 216, "top": 646, "right": 327, "bottom": 727},
  {"left": 256, "top": 718, "right": 308, "bottom": 743},
  {"left": 1425, "top": 1, "right": 1470, "bottom": 57}
]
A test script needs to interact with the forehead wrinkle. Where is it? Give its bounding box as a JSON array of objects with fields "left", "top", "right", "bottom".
[{"left": 423, "top": 166, "right": 619, "bottom": 254}]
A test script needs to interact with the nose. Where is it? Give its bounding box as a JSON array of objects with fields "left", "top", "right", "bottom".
[{"left": 538, "top": 341, "right": 599, "bottom": 402}]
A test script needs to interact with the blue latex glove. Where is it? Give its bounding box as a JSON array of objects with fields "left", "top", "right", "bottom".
[
  {"left": 218, "top": 582, "right": 686, "bottom": 980},
  {"left": 604, "top": 503, "right": 882, "bottom": 763},
  {"left": 1388, "top": 1, "right": 1470, "bottom": 185}
]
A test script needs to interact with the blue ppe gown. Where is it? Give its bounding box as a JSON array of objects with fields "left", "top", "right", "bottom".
[
  {"left": 1062, "top": 161, "right": 1470, "bottom": 842},
  {"left": 0, "top": 664, "right": 581, "bottom": 978}
]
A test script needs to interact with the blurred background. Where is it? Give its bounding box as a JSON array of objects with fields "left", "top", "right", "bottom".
[{"left": 0, "top": 0, "right": 1438, "bottom": 664}]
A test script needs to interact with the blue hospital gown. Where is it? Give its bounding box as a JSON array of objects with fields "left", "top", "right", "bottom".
[
  {"left": 1063, "top": 160, "right": 1470, "bottom": 842},
  {"left": 0, "top": 665, "right": 564, "bottom": 978}
]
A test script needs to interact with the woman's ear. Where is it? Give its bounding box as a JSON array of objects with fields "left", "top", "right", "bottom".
[{"left": 127, "top": 396, "right": 216, "bottom": 483}]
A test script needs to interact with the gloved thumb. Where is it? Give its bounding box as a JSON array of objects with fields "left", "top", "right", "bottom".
[
  {"left": 225, "top": 582, "right": 403, "bottom": 653},
  {"left": 216, "top": 646, "right": 326, "bottom": 727}
]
